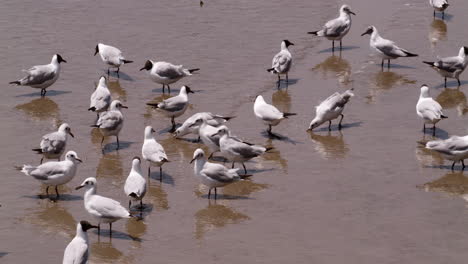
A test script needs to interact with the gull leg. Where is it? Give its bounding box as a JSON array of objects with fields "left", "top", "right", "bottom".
[
  {"left": 167, "top": 85, "right": 171, "bottom": 94},
  {"left": 109, "top": 223, "right": 112, "bottom": 237},
  {"left": 170, "top": 117, "right": 176, "bottom": 132},
  {"left": 444, "top": 77, "right": 447, "bottom": 88},
  {"left": 286, "top": 73, "right": 289, "bottom": 84},
  {"left": 148, "top": 166, "right": 151, "bottom": 178},
  {"left": 140, "top": 199, "right": 143, "bottom": 209},
  {"left": 232, "top": 162, "right": 235, "bottom": 169},
  {"left": 40, "top": 157, "right": 44, "bottom": 164},
  {"left": 267, "top": 124, "right": 272, "bottom": 135},
  {"left": 328, "top": 120, "right": 332, "bottom": 131},
  {"left": 433, "top": 10, "right": 436, "bottom": 17},
  {"left": 442, "top": 11, "right": 445, "bottom": 20},
  {"left": 55, "top": 185, "right": 59, "bottom": 198},
  {"left": 381, "top": 60, "right": 384, "bottom": 69},
  {"left": 340, "top": 40, "right": 342, "bottom": 50},
  {"left": 107, "top": 68, "right": 110, "bottom": 76},
  {"left": 332, "top": 41, "right": 335, "bottom": 52},
  {"left": 128, "top": 200, "right": 131, "bottom": 210},
  {"left": 387, "top": 59, "right": 390, "bottom": 69},
  {"left": 98, "top": 224, "right": 101, "bottom": 236},
  {"left": 338, "top": 114, "right": 344, "bottom": 130},
  {"left": 463, "top": 160, "right": 466, "bottom": 170},
  {"left": 101, "top": 136, "right": 105, "bottom": 147},
  {"left": 162, "top": 84, "right": 165, "bottom": 93},
  {"left": 242, "top": 163, "right": 247, "bottom": 174},
  {"left": 208, "top": 189, "right": 211, "bottom": 199},
  {"left": 159, "top": 166, "right": 162, "bottom": 182},
  {"left": 432, "top": 124, "right": 436, "bottom": 136},
  {"left": 423, "top": 123, "right": 426, "bottom": 132},
  {"left": 208, "top": 152, "right": 214, "bottom": 160},
  {"left": 215, "top": 188, "right": 217, "bottom": 200},
  {"left": 452, "top": 161, "right": 455, "bottom": 171},
  {"left": 116, "top": 136, "right": 120, "bottom": 150},
  {"left": 116, "top": 67, "right": 120, "bottom": 78},
  {"left": 457, "top": 78, "right": 461, "bottom": 87},
  {"left": 45, "top": 186, "right": 49, "bottom": 198}
]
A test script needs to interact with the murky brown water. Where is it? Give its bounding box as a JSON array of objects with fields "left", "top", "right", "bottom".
[{"left": 2, "top": 0, "right": 468, "bottom": 263}]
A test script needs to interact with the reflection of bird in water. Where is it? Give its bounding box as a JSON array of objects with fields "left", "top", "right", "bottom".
[
  {"left": 23, "top": 202, "right": 76, "bottom": 238},
  {"left": 419, "top": 171, "right": 468, "bottom": 196},
  {"left": 367, "top": 71, "right": 415, "bottom": 102},
  {"left": 194, "top": 201, "right": 249, "bottom": 239},
  {"left": 272, "top": 89, "right": 291, "bottom": 114},
  {"left": 108, "top": 79, "right": 127, "bottom": 101},
  {"left": 96, "top": 152, "right": 124, "bottom": 181},
  {"left": 260, "top": 140, "right": 288, "bottom": 171},
  {"left": 125, "top": 218, "right": 147, "bottom": 240},
  {"left": 308, "top": 131, "right": 349, "bottom": 159},
  {"left": 312, "top": 55, "right": 351, "bottom": 84},
  {"left": 436, "top": 88, "right": 468, "bottom": 116},
  {"left": 90, "top": 241, "right": 134, "bottom": 264},
  {"left": 159, "top": 134, "right": 196, "bottom": 161},
  {"left": 146, "top": 183, "right": 169, "bottom": 211},
  {"left": 428, "top": 19, "right": 447, "bottom": 49},
  {"left": 15, "top": 97, "right": 61, "bottom": 123},
  {"left": 223, "top": 180, "right": 268, "bottom": 197},
  {"left": 415, "top": 134, "right": 445, "bottom": 166}
]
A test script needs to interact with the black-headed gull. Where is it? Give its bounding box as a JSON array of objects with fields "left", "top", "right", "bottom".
[
  {"left": 254, "top": 95, "right": 296, "bottom": 136},
  {"left": 423, "top": 47, "right": 468, "bottom": 87},
  {"left": 426, "top": 135, "right": 468, "bottom": 170},
  {"left": 416, "top": 84, "right": 447, "bottom": 136},
  {"left": 32, "top": 123, "right": 74, "bottom": 164},
  {"left": 94, "top": 43, "right": 133, "bottom": 77},
  {"left": 124, "top": 157, "right": 147, "bottom": 209},
  {"left": 267, "top": 40, "right": 293, "bottom": 86},
  {"left": 307, "top": 89, "right": 354, "bottom": 131},
  {"left": 142, "top": 126, "right": 169, "bottom": 181},
  {"left": 140, "top": 60, "right": 199, "bottom": 93},
  {"left": 93, "top": 100, "right": 128, "bottom": 150},
  {"left": 62, "top": 221, "right": 98, "bottom": 264}
]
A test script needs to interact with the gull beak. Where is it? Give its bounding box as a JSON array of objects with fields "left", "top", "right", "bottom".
[
  {"left": 360, "top": 32, "right": 367, "bottom": 36},
  {"left": 139, "top": 67, "right": 145, "bottom": 71},
  {"left": 190, "top": 158, "right": 196, "bottom": 164},
  {"left": 75, "top": 185, "right": 84, "bottom": 190},
  {"left": 91, "top": 225, "right": 99, "bottom": 229},
  {"left": 69, "top": 131, "right": 75, "bottom": 138},
  {"left": 62, "top": 59, "right": 67, "bottom": 63},
  {"left": 121, "top": 105, "right": 128, "bottom": 109},
  {"left": 210, "top": 132, "right": 219, "bottom": 137},
  {"left": 76, "top": 158, "right": 83, "bottom": 163},
  {"left": 349, "top": 11, "right": 356, "bottom": 15}
]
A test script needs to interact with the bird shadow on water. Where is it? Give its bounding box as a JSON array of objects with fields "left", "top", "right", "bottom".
[
  {"left": 15, "top": 90, "right": 71, "bottom": 97},
  {"left": 422, "top": 127, "right": 449, "bottom": 139},
  {"left": 313, "top": 121, "right": 362, "bottom": 132},
  {"left": 104, "top": 70, "right": 135, "bottom": 81},
  {"left": 0, "top": 252, "right": 8, "bottom": 258},
  {"left": 129, "top": 203, "right": 153, "bottom": 219},
  {"left": 260, "top": 131, "right": 301, "bottom": 144},
  {"left": 201, "top": 193, "right": 253, "bottom": 200},
  {"left": 102, "top": 141, "right": 134, "bottom": 155},
  {"left": 149, "top": 171, "right": 175, "bottom": 186},
  {"left": 23, "top": 193, "right": 83, "bottom": 202},
  {"left": 434, "top": 13, "right": 453, "bottom": 21},
  {"left": 317, "top": 46, "right": 359, "bottom": 54},
  {"left": 378, "top": 64, "right": 416, "bottom": 70},
  {"left": 93, "top": 229, "right": 142, "bottom": 242},
  {"left": 434, "top": 81, "right": 468, "bottom": 89},
  {"left": 276, "top": 78, "right": 299, "bottom": 90}
]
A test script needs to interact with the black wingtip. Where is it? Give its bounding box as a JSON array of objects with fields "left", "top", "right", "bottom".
[
  {"left": 122, "top": 60, "right": 133, "bottom": 64},
  {"left": 240, "top": 174, "right": 253, "bottom": 179},
  {"left": 90, "top": 124, "right": 99, "bottom": 128},
  {"left": 223, "top": 116, "right": 236, "bottom": 121},
  {"left": 32, "top": 148, "right": 43, "bottom": 154},
  {"left": 265, "top": 147, "right": 274, "bottom": 152},
  {"left": 404, "top": 51, "right": 418, "bottom": 57},
  {"left": 129, "top": 193, "right": 138, "bottom": 198},
  {"left": 423, "top": 61, "right": 435, "bottom": 66},
  {"left": 266, "top": 68, "right": 275, "bottom": 73},
  {"left": 9, "top": 81, "right": 20, "bottom": 85},
  {"left": 188, "top": 68, "right": 200, "bottom": 73},
  {"left": 146, "top": 103, "right": 159, "bottom": 108},
  {"left": 283, "top": 112, "right": 297, "bottom": 118},
  {"left": 441, "top": 115, "right": 448, "bottom": 119},
  {"left": 307, "top": 31, "right": 318, "bottom": 35}
]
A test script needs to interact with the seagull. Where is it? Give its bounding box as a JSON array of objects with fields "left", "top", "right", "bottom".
[
  {"left": 88, "top": 76, "right": 111, "bottom": 115},
  {"left": 267, "top": 40, "right": 294, "bottom": 86},
  {"left": 190, "top": 148, "right": 251, "bottom": 199},
  {"left": 94, "top": 43, "right": 133, "bottom": 77},
  {"left": 142, "top": 126, "right": 169, "bottom": 181},
  {"left": 307, "top": 5, "right": 356, "bottom": 51},
  {"left": 254, "top": 95, "right": 296, "bottom": 136},
  {"left": 416, "top": 84, "right": 447, "bottom": 136},
  {"left": 173, "top": 112, "right": 234, "bottom": 139},
  {"left": 62, "top": 221, "right": 98, "bottom": 264},
  {"left": 146, "top": 85, "right": 194, "bottom": 132},
  {"left": 307, "top": 89, "right": 354, "bottom": 131},
  {"left": 140, "top": 60, "right": 199, "bottom": 93},
  {"left": 429, "top": 0, "right": 449, "bottom": 19},
  {"left": 426, "top": 135, "right": 468, "bottom": 170},
  {"left": 93, "top": 100, "right": 127, "bottom": 150},
  {"left": 189, "top": 118, "right": 226, "bottom": 159},
  {"left": 32, "top": 123, "right": 74, "bottom": 164},
  {"left": 361, "top": 26, "right": 418, "bottom": 69},
  {"left": 423, "top": 46, "right": 468, "bottom": 87},
  {"left": 213, "top": 127, "right": 273, "bottom": 174},
  {"left": 75, "top": 177, "right": 132, "bottom": 236},
  {"left": 9, "top": 54, "right": 67, "bottom": 96},
  {"left": 124, "top": 157, "right": 146, "bottom": 209},
  {"left": 21, "top": 151, "right": 82, "bottom": 198}
]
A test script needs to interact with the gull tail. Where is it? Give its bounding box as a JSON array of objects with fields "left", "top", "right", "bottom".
[
  {"left": 442, "top": 3, "right": 449, "bottom": 9},
  {"left": 146, "top": 103, "right": 159, "bottom": 108},
  {"left": 266, "top": 68, "right": 277, "bottom": 73},
  {"left": 129, "top": 192, "right": 139, "bottom": 199},
  {"left": 90, "top": 124, "right": 100, "bottom": 128},
  {"left": 161, "top": 158, "right": 170, "bottom": 163},
  {"left": 265, "top": 147, "right": 274, "bottom": 152},
  {"left": 403, "top": 51, "right": 418, "bottom": 57},
  {"left": 240, "top": 174, "right": 253, "bottom": 179},
  {"left": 283, "top": 112, "right": 297, "bottom": 118},
  {"left": 9, "top": 81, "right": 20, "bottom": 85},
  {"left": 122, "top": 60, "right": 133, "bottom": 64},
  {"left": 441, "top": 114, "right": 448, "bottom": 119},
  {"left": 32, "top": 148, "right": 43, "bottom": 154},
  {"left": 423, "top": 61, "right": 435, "bottom": 67},
  {"left": 88, "top": 107, "right": 96, "bottom": 112},
  {"left": 188, "top": 68, "right": 200, "bottom": 73},
  {"left": 307, "top": 31, "right": 319, "bottom": 35},
  {"left": 221, "top": 116, "right": 236, "bottom": 121},
  {"left": 21, "top": 165, "right": 35, "bottom": 175}
]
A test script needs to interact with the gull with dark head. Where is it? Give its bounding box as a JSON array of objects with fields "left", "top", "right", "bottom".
[
  {"left": 267, "top": 40, "right": 293, "bottom": 86},
  {"left": 423, "top": 46, "right": 468, "bottom": 87},
  {"left": 94, "top": 43, "right": 133, "bottom": 77},
  {"left": 140, "top": 60, "right": 199, "bottom": 93},
  {"left": 62, "top": 221, "right": 98, "bottom": 264}
]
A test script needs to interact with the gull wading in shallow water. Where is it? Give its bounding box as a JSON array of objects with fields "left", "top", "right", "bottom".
[
  {"left": 267, "top": 40, "right": 293, "bottom": 86},
  {"left": 76, "top": 177, "right": 132, "bottom": 236},
  {"left": 32, "top": 123, "right": 74, "bottom": 164},
  {"left": 189, "top": 118, "right": 226, "bottom": 159},
  {"left": 142, "top": 126, "right": 169, "bottom": 181},
  {"left": 21, "top": 151, "right": 82, "bottom": 198},
  {"left": 93, "top": 100, "right": 127, "bottom": 150},
  {"left": 254, "top": 95, "right": 296, "bottom": 136},
  {"left": 361, "top": 26, "right": 418, "bottom": 69},
  {"left": 416, "top": 84, "right": 447, "bottom": 136},
  {"left": 94, "top": 43, "right": 133, "bottom": 77},
  {"left": 429, "top": 0, "right": 449, "bottom": 19},
  {"left": 307, "top": 5, "right": 355, "bottom": 52},
  {"left": 62, "top": 221, "right": 98, "bottom": 264},
  {"left": 174, "top": 112, "right": 234, "bottom": 139},
  {"left": 191, "top": 148, "right": 251, "bottom": 199},
  {"left": 140, "top": 60, "right": 199, "bottom": 93},
  {"left": 425, "top": 135, "right": 468, "bottom": 170},
  {"left": 9, "top": 54, "right": 67, "bottom": 96},
  {"left": 307, "top": 89, "right": 354, "bottom": 131},
  {"left": 88, "top": 76, "right": 111, "bottom": 115},
  {"left": 423, "top": 46, "right": 468, "bottom": 88},
  {"left": 146, "top": 85, "right": 194, "bottom": 132},
  {"left": 124, "top": 157, "right": 147, "bottom": 209}
]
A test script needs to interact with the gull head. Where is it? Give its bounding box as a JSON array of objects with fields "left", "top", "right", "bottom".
[
  {"left": 361, "top": 26, "right": 374, "bottom": 36},
  {"left": 341, "top": 5, "right": 356, "bottom": 16},
  {"left": 189, "top": 118, "right": 204, "bottom": 128},
  {"left": 110, "top": 100, "right": 128, "bottom": 110},
  {"left": 211, "top": 126, "right": 229, "bottom": 137},
  {"left": 460, "top": 46, "right": 468, "bottom": 57},
  {"left": 307, "top": 118, "right": 322, "bottom": 131},
  {"left": 282, "top": 39, "right": 294, "bottom": 48},
  {"left": 181, "top": 85, "right": 195, "bottom": 94},
  {"left": 132, "top": 156, "right": 141, "bottom": 167},
  {"left": 94, "top": 44, "right": 100, "bottom": 56},
  {"left": 79, "top": 220, "right": 98, "bottom": 232},
  {"left": 190, "top": 148, "right": 206, "bottom": 163},
  {"left": 65, "top": 151, "right": 82, "bottom": 163},
  {"left": 59, "top": 123, "right": 74, "bottom": 138},
  {"left": 145, "top": 126, "right": 156, "bottom": 137},
  {"left": 254, "top": 95, "right": 265, "bottom": 103},
  {"left": 420, "top": 84, "right": 431, "bottom": 98},
  {"left": 54, "top": 54, "right": 67, "bottom": 64},
  {"left": 140, "top": 60, "right": 153, "bottom": 71},
  {"left": 75, "top": 177, "right": 97, "bottom": 190},
  {"left": 98, "top": 76, "right": 107, "bottom": 86}
]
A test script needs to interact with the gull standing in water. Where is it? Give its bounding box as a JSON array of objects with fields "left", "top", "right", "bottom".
[
  {"left": 94, "top": 43, "right": 133, "bottom": 77},
  {"left": 429, "top": 0, "right": 449, "bottom": 19},
  {"left": 361, "top": 26, "right": 418, "bottom": 69},
  {"left": 75, "top": 177, "right": 132, "bottom": 236},
  {"left": 426, "top": 135, "right": 468, "bottom": 170},
  {"left": 32, "top": 123, "right": 74, "bottom": 164},
  {"left": 147, "top": 85, "right": 194, "bottom": 132},
  {"left": 62, "top": 221, "right": 98, "bottom": 264},
  {"left": 93, "top": 100, "right": 127, "bottom": 150},
  {"left": 189, "top": 118, "right": 225, "bottom": 159},
  {"left": 9, "top": 54, "right": 67, "bottom": 96},
  {"left": 190, "top": 148, "right": 251, "bottom": 199},
  {"left": 267, "top": 40, "right": 293, "bottom": 86},
  {"left": 213, "top": 127, "right": 273, "bottom": 174},
  {"left": 21, "top": 151, "right": 82, "bottom": 198},
  {"left": 140, "top": 60, "right": 199, "bottom": 93},
  {"left": 307, "top": 5, "right": 355, "bottom": 52},
  {"left": 173, "top": 112, "right": 234, "bottom": 139},
  {"left": 254, "top": 95, "right": 296, "bottom": 136},
  {"left": 124, "top": 157, "right": 146, "bottom": 209},
  {"left": 423, "top": 46, "right": 468, "bottom": 87},
  {"left": 88, "top": 76, "right": 111, "bottom": 115},
  {"left": 142, "top": 126, "right": 169, "bottom": 181},
  {"left": 416, "top": 84, "right": 447, "bottom": 136},
  {"left": 307, "top": 89, "right": 354, "bottom": 131}
]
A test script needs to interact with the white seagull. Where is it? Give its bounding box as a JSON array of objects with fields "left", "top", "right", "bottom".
[
  {"left": 416, "top": 84, "right": 447, "bottom": 136},
  {"left": 267, "top": 40, "right": 294, "bottom": 85},
  {"left": 213, "top": 127, "right": 273, "bottom": 174},
  {"left": 429, "top": 0, "right": 449, "bottom": 18},
  {"left": 307, "top": 89, "right": 354, "bottom": 131},
  {"left": 32, "top": 123, "right": 74, "bottom": 164},
  {"left": 94, "top": 43, "right": 133, "bottom": 77},
  {"left": 93, "top": 100, "right": 128, "bottom": 150},
  {"left": 10, "top": 54, "right": 67, "bottom": 96},
  {"left": 307, "top": 5, "right": 356, "bottom": 51},
  {"left": 88, "top": 76, "right": 111, "bottom": 114},
  {"left": 173, "top": 112, "right": 234, "bottom": 139},
  {"left": 423, "top": 46, "right": 468, "bottom": 87},
  {"left": 361, "top": 26, "right": 418, "bottom": 68},
  {"left": 140, "top": 60, "right": 199, "bottom": 93},
  {"left": 21, "top": 150, "right": 82, "bottom": 198},
  {"left": 190, "top": 148, "right": 250, "bottom": 199},
  {"left": 146, "top": 85, "right": 194, "bottom": 132},
  {"left": 75, "top": 177, "right": 132, "bottom": 236},
  {"left": 62, "top": 221, "right": 98, "bottom": 264},
  {"left": 142, "top": 126, "right": 169, "bottom": 181},
  {"left": 189, "top": 118, "right": 226, "bottom": 159},
  {"left": 124, "top": 157, "right": 147, "bottom": 209},
  {"left": 254, "top": 95, "right": 296, "bottom": 136},
  {"left": 426, "top": 135, "right": 468, "bottom": 170}
]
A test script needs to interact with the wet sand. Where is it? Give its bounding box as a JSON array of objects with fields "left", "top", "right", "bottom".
[{"left": 2, "top": 0, "right": 468, "bottom": 263}]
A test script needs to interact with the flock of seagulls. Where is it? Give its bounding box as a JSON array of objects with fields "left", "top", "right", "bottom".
[{"left": 10, "top": 1, "right": 468, "bottom": 263}]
